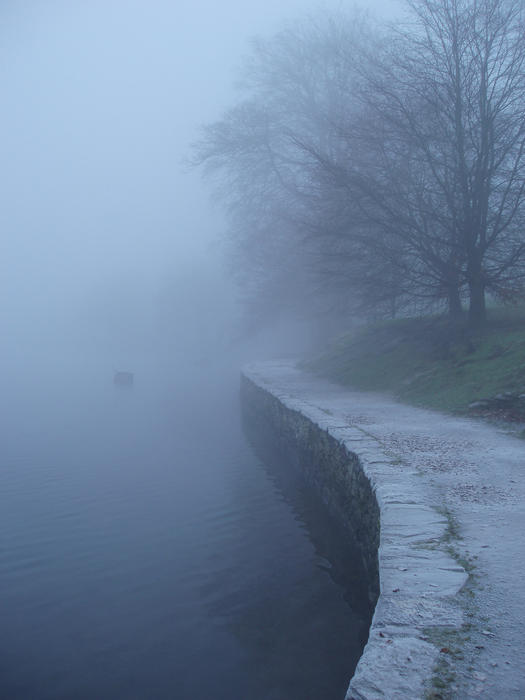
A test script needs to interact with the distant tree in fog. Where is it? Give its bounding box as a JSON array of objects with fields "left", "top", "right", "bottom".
[
  {"left": 192, "top": 13, "right": 370, "bottom": 325},
  {"left": 194, "top": 0, "right": 525, "bottom": 329}
]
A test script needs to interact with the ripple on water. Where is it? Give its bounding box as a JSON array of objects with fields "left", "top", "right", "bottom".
[{"left": 0, "top": 380, "right": 371, "bottom": 700}]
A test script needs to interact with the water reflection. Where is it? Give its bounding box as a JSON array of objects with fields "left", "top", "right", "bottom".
[{"left": 225, "top": 419, "right": 373, "bottom": 700}]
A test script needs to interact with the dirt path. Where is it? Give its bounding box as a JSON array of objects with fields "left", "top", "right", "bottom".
[{"left": 250, "top": 361, "right": 525, "bottom": 699}]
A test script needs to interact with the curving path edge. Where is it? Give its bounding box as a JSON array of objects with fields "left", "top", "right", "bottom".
[{"left": 243, "top": 360, "right": 525, "bottom": 699}]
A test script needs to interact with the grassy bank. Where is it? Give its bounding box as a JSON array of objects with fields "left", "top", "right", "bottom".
[{"left": 305, "top": 306, "right": 525, "bottom": 414}]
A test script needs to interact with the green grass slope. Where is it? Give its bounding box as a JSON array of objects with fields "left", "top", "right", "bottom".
[{"left": 305, "top": 307, "right": 525, "bottom": 414}]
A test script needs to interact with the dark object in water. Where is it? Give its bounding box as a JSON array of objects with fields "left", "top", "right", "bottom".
[{"left": 114, "top": 371, "right": 134, "bottom": 387}]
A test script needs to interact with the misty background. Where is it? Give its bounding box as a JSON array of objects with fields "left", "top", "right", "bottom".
[
  {"left": 0, "top": 4, "right": 399, "bottom": 699},
  {"left": 0, "top": 0, "right": 398, "bottom": 376}
]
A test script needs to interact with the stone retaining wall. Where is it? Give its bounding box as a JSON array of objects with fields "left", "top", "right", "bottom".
[
  {"left": 241, "top": 363, "right": 468, "bottom": 700},
  {"left": 241, "top": 373, "right": 380, "bottom": 606}
]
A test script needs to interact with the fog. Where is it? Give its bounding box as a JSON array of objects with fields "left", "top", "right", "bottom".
[
  {"left": 0, "top": 3, "right": 398, "bottom": 698},
  {"left": 0, "top": 0, "right": 399, "bottom": 382}
]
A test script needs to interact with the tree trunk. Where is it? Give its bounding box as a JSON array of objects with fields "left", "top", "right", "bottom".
[
  {"left": 448, "top": 286, "right": 463, "bottom": 321},
  {"left": 468, "top": 277, "right": 486, "bottom": 326},
  {"left": 390, "top": 295, "right": 397, "bottom": 319}
]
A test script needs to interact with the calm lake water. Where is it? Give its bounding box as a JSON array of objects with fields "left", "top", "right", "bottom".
[{"left": 0, "top": 357, "right": 371, "bottom": 699}]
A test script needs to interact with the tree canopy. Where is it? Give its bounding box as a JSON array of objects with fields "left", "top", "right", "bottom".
[{"left": 194, "top": 0, "right": 525, "bottom": 328}]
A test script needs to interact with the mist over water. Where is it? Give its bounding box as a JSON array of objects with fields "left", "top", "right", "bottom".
[
  {"left": 0, "top": 344, "right": 370, "bottom": 699},
  {"left": 0, "top": 1, "right": 398, "bottom": 697}
]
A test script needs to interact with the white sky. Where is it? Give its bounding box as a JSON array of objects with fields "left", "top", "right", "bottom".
[{"left": 0, "top": 0, "right": 401, "bottom": 357}]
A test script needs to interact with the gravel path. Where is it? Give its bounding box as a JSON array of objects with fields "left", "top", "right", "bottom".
[{"left": 249, "top": 361, "right": 525, "bottom": 699}]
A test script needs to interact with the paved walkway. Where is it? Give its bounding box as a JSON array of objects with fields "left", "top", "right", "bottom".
[{"left": 247, "top": 361, "right": 525, "bottom": 699}]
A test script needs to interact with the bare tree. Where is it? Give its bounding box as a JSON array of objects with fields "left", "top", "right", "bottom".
[
  {"left": 192, "top": 13, "right": 371, "bottom": 327},
  {"left": 194, "top": 0, "right": 525, "bottom": 330},
  {"left": 354, "top": 0, "right": 525, "bottom": 325}
]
